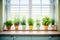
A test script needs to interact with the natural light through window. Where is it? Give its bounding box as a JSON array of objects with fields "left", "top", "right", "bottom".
[{"left": 3, "top": 0, "right": 57, "bottom": 30}]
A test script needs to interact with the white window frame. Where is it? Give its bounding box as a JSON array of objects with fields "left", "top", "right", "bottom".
[{"left": 3, "top": 0, "right": 58, "bottom": 30}]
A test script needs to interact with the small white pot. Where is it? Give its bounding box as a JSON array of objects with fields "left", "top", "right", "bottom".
[
  {"left": 22, "top": 25, "right": 26, "bottom": 30},
  {"left": 36, "top": 25, "right": 40, "bottom": 30},
  {"left": 51, "top": 25, "right": 56, "bottom": 30}
]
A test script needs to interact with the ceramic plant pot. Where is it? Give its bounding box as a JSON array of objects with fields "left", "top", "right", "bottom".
[
  {"left": 22, "top": 25, "right": 26, "bottom": 30},
  {"left": 14, "top": 24, "right": 19, "bottom": 31},
  {"left": 44, "top": 26, "right": 48, "bottom": 30},
  {"left": 29, "top": 25, "right": 33, "bottom": 30},
  {"left": 7, "top": 25, "right": 11, "bottom": 31},
  {"left": 52, "top": 25, "right": 56, "bottom": 30},
  {"left": 36, "top": 25, "right": 40, "bottom": 30}
]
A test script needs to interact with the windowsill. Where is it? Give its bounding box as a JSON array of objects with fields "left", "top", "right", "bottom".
[
  {"left": 0, "top": 31, "right": 60, "bottom": 36},
  {"left": 3, "top": 30, "right": 57, "bottom": 31}
]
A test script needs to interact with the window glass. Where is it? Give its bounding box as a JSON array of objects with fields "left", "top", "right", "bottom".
[{"left": 4, "top": 0, "right": 55, "bottom": 30}]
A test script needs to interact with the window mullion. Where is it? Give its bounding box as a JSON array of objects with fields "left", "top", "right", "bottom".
[
  {"left": 5, "top": 0, "right": 7, "bottom": 20},
  {"left": 50, "top": 0, "right": 54, "bottom": 18},
  {"left": 29, "top": 0, "right": 32, "bottom": 17},
  {"left": 7, "top": 0, "right": 11, "bottom": 20}
]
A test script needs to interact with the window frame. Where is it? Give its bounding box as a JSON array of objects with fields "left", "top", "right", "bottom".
[{"left": 3, "top": 0, "right": 57, "bottom": 31}]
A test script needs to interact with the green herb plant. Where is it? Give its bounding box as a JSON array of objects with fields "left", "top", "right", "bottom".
[
  {"left": 28, "top": 18, "right": 34, "bottom": 26},
  {"left": 4, "top": 20, "right": 13, "bottom": 26},
  {"left": 42, "top": 17, "right": 50, "bottom": 26}
]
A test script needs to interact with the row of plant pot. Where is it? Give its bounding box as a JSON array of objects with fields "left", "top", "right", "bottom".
[{"left": 4, "top": 17, "right": 56, "bottom": 31}]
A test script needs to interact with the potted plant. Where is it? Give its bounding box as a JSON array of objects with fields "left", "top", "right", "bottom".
[
  {"left": 51, "top": 19, "right": 55, "bottom": 30},
  {"left": 21, "top": 18, "right": 26, "bottom": 30},
  {"left": 14, "top": 18, "right": 20, "bottom": 30},
  {"left": 36, "top": 19, "right": 40, "bottom": 30},
  {"left": 42, "top": 17, "right": 50, "bottom": 30},
  {"left": 4, "top": 20, "right": 13, "bottom": 30},
  {"left": 28, "top": 18, "right": 34, "bottom": 30}
]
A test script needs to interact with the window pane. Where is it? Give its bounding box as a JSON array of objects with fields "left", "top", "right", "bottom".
[
  {"left": 32, "top": 6, "right": 41, "bottom": 12},
  {"left": 20, "top": 6, "right": 29, "bottom": 11},
  {"left": 32, "top": 13, "right": 41, "bottom": 20},
  {"left": 10, "top": 0, "right": 29, "bottom": 20},
  {"left": 11, "top": 0, "right": 19, "bottom": 5},
  {"left": 42, "top": 13, "right": 50, "bottom": 18},
  {"left": 42, "top": 0, "right": 50, "bottom": 5},
  {"left": 20, "top": 0, "right": 29, "bottom": 5},
  {"left": 4, "top": 0, "right": 54, "bottom": 30},
  {"left": 42, "top": 6, "right": 50, "bottom": 13},
  {"left": 32, "top": 0, "right": 41, "bottom": 5},
  {"left": 11, "top": 6, "right": 19, "bottom": 11}
]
